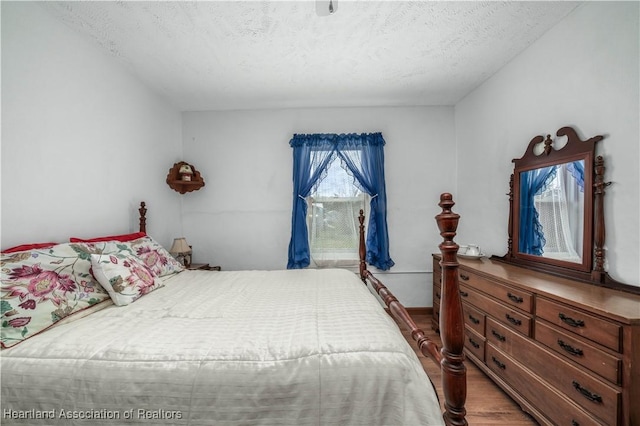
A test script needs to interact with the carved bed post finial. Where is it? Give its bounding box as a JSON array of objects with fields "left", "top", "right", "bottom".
[
  {"left": 138, "top": 201, "right": 147, "bottom": 234},
  {"left": 435, "top": 193, "right": 467, "bottom": 426},
  {"left": 358, "top": 209, "right": 366, "bottom": 282}
]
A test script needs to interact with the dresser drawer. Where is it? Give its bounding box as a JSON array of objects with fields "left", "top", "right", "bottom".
[
  {"left": 464, "top": 326, "right": 485, "bottom": 361},
  {"left": 486, "top": 317, "right": 516, "bottom": 349},
  {"left": 432, "top": 262, "right": 441, "bottom": 331},
  {"left": 486, "top": 344, "right": 607, "bottom": 426},
  {"left": 536, "top": 319, "right": 622, "bottom": 385},
  {"left": 458, "top": 268, "right": 533, "bottom": 313},
  {"left": 433, "top": 282, "right": 441, "bottom": 305},
  {"left": 462, "top": 302, "right": 485, "bottom": 335},
  {"left": 459, "top": 284, "right": 532, "bottom": 337},
  {"left": 488, "top": 318, "right": 620, "bottom": 425},
  {"left": 432, "top": 258, "right": 442, "bottom": 286},
  {"left": 537, "top": 297, "right": 622, "bottom": 353}
]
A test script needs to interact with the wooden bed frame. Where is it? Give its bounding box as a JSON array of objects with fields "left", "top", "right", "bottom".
[{"left": 136, "top": 193, "right": 467, "bottom": 425}]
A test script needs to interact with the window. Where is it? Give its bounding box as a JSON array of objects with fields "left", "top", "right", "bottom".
[
  {"left": 287, "top": 133, "right": 394, "bottom": 271},
  {"left": 307, "top": 158, "right": 369, "bottom": 267}
]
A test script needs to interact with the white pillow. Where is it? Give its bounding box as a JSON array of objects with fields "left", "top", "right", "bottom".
[{"left": 90, "top": 253, "right": 164, "bottom": 306}]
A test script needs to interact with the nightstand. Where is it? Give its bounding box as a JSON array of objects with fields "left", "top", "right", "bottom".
[{"left": 187, "top": 263, "right": 221, "bottom": 271}]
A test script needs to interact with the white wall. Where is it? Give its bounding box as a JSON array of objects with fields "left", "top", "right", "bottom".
[
  {"left": 181, "top": 107, "right": 455, "bottom": 306},
  {"left": 1, "top": 3, "right": 184, "bottom": 249},
  {"left": 4, "top": 1, "right": 636, "bottom": 308},
  {"left": 455, "top": 2, "right": 639, "bottom": 286}
]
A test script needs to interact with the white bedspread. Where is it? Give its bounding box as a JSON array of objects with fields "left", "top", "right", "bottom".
[{"left": 1, "top": 269, "right": 443, "bottom": 425}]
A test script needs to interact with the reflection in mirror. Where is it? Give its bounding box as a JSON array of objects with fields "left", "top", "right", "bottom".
[{"left": 519, "top": 160, "right": 584, "bottom": 263}]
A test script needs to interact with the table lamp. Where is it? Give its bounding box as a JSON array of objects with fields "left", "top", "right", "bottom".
[{"left": 170, "top": 237, "right": 192, "bottom": 268}]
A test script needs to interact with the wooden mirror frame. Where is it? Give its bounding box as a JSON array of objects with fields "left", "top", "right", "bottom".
[{"left": 494, "top": 126, "right": 636, "bottom": 294}]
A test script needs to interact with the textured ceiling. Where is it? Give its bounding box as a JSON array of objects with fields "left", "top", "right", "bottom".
[{"left": 41, "top": 1, "right": 580, "bottom": 111}]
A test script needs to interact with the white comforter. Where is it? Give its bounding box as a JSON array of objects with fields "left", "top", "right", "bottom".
[{"left": 1, "top": 269, "right": 443, "bottom": 425}]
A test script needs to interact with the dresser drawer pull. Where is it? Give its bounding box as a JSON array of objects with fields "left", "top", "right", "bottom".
[
  {"left": 468, "top": 337, "right": 480, "bottom": 349},
  {"left": 505, "top": 314, "right": 522, "bottom": 326},
  {"left": 507, "top": 292, "right": 523, "bottom": 303},
  {"left": 459, "top": 290, "right": 469, "bottom": 297},
  {"left": 491, "top": 356, "right": 506, "bottom": 370},
  {"left": 572, "top": 421, "right": 580, "bottom": 426},
  {"left": 491, "top": 330, "right": 506, "bottom": 342},
  {"left": 468, "top": 314, "right": 480, "bottom": 324},
  {"left": 559, "top": 313, "right": 585, "bottom": 328},
  {"left": 558, "top": 339, "right": 584, "bottom": 357},
  {"left": 460, "top": 274, "right": 470, "bottom": 281},
  {"left": 572, "top": 380, "right": 603, "bottom": 403}
]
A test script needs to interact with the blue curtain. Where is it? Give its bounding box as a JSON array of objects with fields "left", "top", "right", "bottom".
[
  {"left": 519, "top": 165, "right": 557, "bottom": 255},
  {"left": 287, "top": 132, "right": 394, "bottom": 270},
  {"left": 567, "top": 160, "right": 585, "bottom": 192}
]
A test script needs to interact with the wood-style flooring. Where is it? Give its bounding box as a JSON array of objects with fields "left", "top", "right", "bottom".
[{"left": 398, "top": 314, "right": 538, "bottom": 425}]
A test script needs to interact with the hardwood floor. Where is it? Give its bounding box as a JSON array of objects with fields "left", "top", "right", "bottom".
[{"left": 398, "top": 314, "right": 539, "bottom": 425}]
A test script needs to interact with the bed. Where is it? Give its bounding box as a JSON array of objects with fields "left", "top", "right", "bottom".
[{"left": 1, "top": 194, "right": 467, "bottom": 425}]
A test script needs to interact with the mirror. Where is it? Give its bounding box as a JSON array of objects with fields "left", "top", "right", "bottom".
[
  {"left": 518, "top": 159, "right": 586, "bottom": 264},
  {"left": 494, "top": 126, "right": 633, "bottom": 293}
]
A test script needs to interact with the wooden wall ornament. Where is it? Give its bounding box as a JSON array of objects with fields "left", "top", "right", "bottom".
[{"left": 166, "top": 161, "right": 205, "bottom": 194}]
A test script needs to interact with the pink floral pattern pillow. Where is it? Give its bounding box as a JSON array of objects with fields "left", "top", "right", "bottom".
[
  {"left": 127, "top": 236, "right": 184, "bottom": 277},
  {"left": 1, "top": 243, "right": 111, "bottom": 349},
  {"left": 90, "top": 254, "right": 163, "bottom": 306}
]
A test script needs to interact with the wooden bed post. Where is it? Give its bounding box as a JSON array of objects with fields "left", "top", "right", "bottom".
[
  {"left": 436, "top": 193, "right": 467, "bottom": 426},
  {"left": 138, "top": 201, "right": 147, "bottom": 233},
  {"left": 358, "top": 209, "right": 367, "bottom": 283},
  {"left": 359, "top": 199, "right": 467, "bottom": 426}
]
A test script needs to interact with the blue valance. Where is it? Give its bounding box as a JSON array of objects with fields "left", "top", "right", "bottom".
[{"left": 289, "top": 132, "right": 386, "bottom": 148}]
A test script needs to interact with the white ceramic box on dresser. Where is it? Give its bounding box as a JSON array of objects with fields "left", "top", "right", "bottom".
[{"left": 432, "top": 255, "right": 640, "bottom": 426}]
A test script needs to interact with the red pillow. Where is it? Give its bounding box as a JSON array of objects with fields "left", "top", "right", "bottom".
[
  {"left": 2, "top": 242, "right": 58, "bottom": 253},
  {"left": 70, "top": 232, "right": 146, "bottom": 243}
]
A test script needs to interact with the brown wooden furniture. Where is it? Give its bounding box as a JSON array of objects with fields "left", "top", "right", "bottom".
[
  {"left": 432, "top": 255, "right": 640, "bottom": 425},
  {"left": 359, "top": 193, "right": 467, "bottom": 426},
  {"left": 410, "top": 315, "right": 538, "bottom": 425},
  {"left": 187, "top": 263, "right": 221, "bottom": 271},
  {"left": 139, "top": 195, "right": 468, "bottom": 426},
  {"left": 496, "top": 126, "right": 636, "bottom": 294},
  {"left": 166, "top": 161, "right": 205, "bottom": 194},
  {"left": 431, "top": 126, "right": 639, "bottom": 425}
]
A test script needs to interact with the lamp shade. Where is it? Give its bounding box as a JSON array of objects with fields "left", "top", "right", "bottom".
[{"left": 169, "top": 237, "right": 191, "bottom": 255}]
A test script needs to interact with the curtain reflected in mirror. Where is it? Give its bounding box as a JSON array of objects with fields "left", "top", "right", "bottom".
[{"left": 519, "top": 160, "right": 585, "bottom": 263}]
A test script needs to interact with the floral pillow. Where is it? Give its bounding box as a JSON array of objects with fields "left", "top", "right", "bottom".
[
  {"left": 1, "top": 243, "right": 111, "bottom": 349},
  {"left": 127, "top": 236, "right": 184, "bottom": 277},
  {"left": 90, "top": 253, "right": 163, "bottom": 306}
]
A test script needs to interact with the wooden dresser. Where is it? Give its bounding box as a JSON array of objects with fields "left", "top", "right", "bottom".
[{"left": 432, "top": 255, "right": 640, "bottom": 426}]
